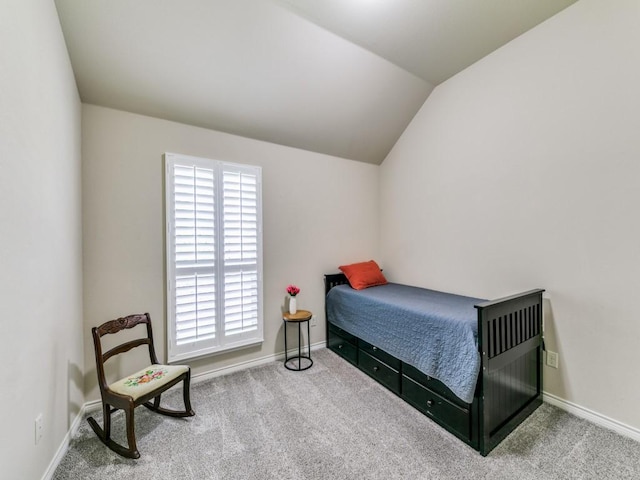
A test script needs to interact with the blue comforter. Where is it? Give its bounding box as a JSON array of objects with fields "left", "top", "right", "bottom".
[{"left": 326, "top": 283, "right": 486, "bottom": 404}]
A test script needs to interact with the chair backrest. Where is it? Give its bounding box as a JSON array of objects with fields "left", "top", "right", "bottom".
[{"left": 92, "top": 313, "right": 160, "bottom": 393}]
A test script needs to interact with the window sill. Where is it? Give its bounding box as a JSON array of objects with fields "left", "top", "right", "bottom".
[{"left": 168, "top": 338, "right": 264, "bottom": 364}]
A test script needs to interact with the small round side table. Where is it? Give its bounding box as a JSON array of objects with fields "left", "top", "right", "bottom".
[{"left": 282, "top": 309, "right": 313, "bottom": 371}]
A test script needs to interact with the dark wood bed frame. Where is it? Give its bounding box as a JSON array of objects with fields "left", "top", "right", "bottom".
[{"left": 324, "top": 273, "right": 545, "bottom": 456}]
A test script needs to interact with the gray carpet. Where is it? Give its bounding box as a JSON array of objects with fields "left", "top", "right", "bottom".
[{"left": 54, "top": 349, "right": 640, "bottom": 479}]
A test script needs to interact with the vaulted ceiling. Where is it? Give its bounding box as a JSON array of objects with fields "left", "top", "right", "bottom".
[{"left": 55, "top": 0, "right": 577, "bottom": 164}]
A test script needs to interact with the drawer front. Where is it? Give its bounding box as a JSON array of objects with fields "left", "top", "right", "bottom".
[
  {"left": 359, "top": 351, "right": 401, "bottom": 394},
  {"left": 402, "top": 363, "right": 468, "bottom": 407},
  {"left": 328, "top": 333, "right": 358, "bottom": 365},
  {"left": 328, "top": 323, "right": 357, "bottom": 345},
  {"left": 359, "top": 340, "right": 401, "bottom": 370},
  {"left": 402, "top": 375, "right": 471, "bottom": 441}
]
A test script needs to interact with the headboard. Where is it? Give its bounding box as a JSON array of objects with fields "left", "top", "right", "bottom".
[{"left": 324, "top": 273, "right": 349, "bottom": 296}]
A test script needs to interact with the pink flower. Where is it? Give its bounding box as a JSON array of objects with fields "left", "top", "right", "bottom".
[{"left": 286, "top": 284, "right": 300, "bottom": 296}]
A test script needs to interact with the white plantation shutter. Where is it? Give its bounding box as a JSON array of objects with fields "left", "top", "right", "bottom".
[
  {"left": 223, "top": 167, "right": 259, "bottom": 336},
  {"left": 166, "top": 154, "right": 263, "bottom": 362},
  {"left": 173, "top": 165, "right": 217, "bottom": 347}
]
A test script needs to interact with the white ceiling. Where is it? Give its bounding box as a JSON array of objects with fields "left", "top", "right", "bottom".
[{"left": 55, "top": 0, "right": 577, "bottom": 164}]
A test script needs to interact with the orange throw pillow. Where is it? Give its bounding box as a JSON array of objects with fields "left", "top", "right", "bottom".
[{"left": 339, "top": 260, "right": 388, "bottom": 290}]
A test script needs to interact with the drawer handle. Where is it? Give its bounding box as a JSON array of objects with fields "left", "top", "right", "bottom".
[
  {"left": 373, "top": 366, "right": 379, "bottom": 372},
  {"left": 426, "top": 399, "right": 435, "bottom": 408}
]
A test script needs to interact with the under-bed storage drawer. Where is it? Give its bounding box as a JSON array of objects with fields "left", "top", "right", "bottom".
[
  {"left": 359, "top": 340, "right": 401, "bottom": 370},
  {"left": 328, "top": 323, "right": 357, "bottom": 344},
  {"left": 402, "top": 364, "right": 467, "bottom": 408},
  {"left": 402, "top": 375, "right": 471, "bottom": 441},
  {"left": 328, "top": 323, "right": 358, "bottom": 365},
  {"left": 359, "top": 351, "right": 400, "bottom": 394}
]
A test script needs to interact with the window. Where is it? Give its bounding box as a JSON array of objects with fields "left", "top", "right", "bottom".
[{"left": 165, "top": 153, "right": 263, "bottom": 362}]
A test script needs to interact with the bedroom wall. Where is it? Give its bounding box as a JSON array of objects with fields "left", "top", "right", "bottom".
[
  {"left": 380, "top": 0, "right": 640, "bottom": 430},
  {"left": 82, "top": 104, "right": 379, "bottom": 401},
  {"left": 0, "top": 1, "right": 83, "bottom": 479}
]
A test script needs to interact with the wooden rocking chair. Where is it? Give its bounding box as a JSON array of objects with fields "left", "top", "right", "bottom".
[{"left": 87, "top": 313, "right": 195, "bottom": 458}]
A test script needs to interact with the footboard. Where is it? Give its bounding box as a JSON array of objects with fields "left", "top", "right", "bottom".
[{"left": 475, "top": 289, "right": 545, "bottom": 455}]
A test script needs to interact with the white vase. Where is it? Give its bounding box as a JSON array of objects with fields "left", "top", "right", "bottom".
[{"left": 289, "top": 296, "right": 297, "bottom": 314}]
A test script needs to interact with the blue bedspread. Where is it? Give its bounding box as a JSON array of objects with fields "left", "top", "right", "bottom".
[{"left": 326, "top": 283, "right": 486, "bottom": 404}]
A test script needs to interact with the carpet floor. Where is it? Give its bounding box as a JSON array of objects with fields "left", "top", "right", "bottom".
[{"left": 54, "top": 348, "right": 640, "bottom": 479}]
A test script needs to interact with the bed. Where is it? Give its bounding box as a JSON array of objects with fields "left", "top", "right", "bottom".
[{"left": 325, "top": 272, "right": 544, "bottom": 456}]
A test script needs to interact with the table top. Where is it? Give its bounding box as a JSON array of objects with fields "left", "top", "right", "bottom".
[{"left": 283, "top": 309, "right": 312, "bottom": 322}]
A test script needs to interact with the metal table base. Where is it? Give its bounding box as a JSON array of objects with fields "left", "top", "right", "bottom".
[{"left": 283, "top": 315, "right": 313, "bottom": 371}]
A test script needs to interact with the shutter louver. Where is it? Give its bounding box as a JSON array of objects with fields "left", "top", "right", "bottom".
[
  {"left": 175, "top": 273, "right": 216, "bottom": 344},
  {"left": 223, "top": 171, "right": 258, "bottom": 264},
  {"left": 224, "top": 271, "right": 258, "bottom": 335}
]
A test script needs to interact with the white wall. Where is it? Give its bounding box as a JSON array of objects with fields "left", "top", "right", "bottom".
[
  {"left": 380, "top": 0, "right": 640, "bottom": 429},
  {"left": 0, "top": 1, "right": 83, "bottom": 479},
  {"left": 82, "top": 104, "right": 379, "bottom": 401}
]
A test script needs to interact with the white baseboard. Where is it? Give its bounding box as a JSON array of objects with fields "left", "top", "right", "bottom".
[
  {"left": 83, "top": 398, "right": 103, "bottom": 413},
  {"left": 41, "top": 404, "right": 87, "bottom": 480},
  {"left": 543, "top": 392, "right": 640, "bottom": 443},
  {"left": 191, "top": 340, "right": 326, "bottom": 384}
]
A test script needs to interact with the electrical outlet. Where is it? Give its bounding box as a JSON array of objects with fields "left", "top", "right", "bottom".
[
  {"left": 310, "top": 315, "right": 317, "bottom": 327},
  {"left": 546, "top": 350, "right": 559, "bottom": 369},
  {"left": 35, "top": 414, "right": 43, "bottom": 445}
]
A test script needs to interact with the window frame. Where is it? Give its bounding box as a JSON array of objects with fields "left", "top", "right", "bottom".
[{"left": 165, "top": 152, "right": 264, "bottom": 363}]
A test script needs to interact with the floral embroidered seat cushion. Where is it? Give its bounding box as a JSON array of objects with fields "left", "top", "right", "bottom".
[{"left": 109, "top": 364, "right": 189, "bottom": 401}]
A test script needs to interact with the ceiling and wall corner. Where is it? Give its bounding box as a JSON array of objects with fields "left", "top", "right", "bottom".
[
  {"left": 54, "top": 0, "right": 432, "bottom": 165},
  {"left": 54, "top": 0, "right": 577, "bottom": 165},
  {"left": 274, "top": 0, "right": 578, "bottom": 85}
]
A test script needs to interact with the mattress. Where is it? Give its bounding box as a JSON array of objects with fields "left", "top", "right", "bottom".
[{"left": 326, "top": 283, "right": 486, "bottom": 403}]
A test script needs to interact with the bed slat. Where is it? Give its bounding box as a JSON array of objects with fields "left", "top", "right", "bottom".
[{"left": 485, "top": 301, "right": 542, "bottom": 359}]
